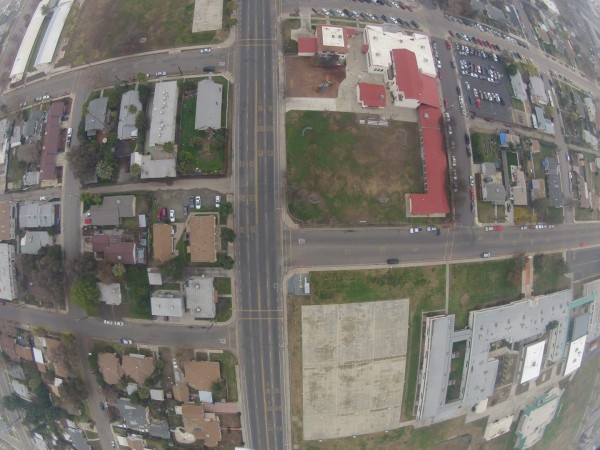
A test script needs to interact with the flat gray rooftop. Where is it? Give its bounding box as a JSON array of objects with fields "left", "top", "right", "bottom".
[
  {"left": 584, "top": 279, "right": 600, "bottom": 342},
  {"left": 302, "top": 299, "right": 409, "bottom": 440}
]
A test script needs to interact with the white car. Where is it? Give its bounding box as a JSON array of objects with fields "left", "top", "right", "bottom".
[
  {"left": 121, "top": 338, "right": 133, "bottom": 345},
  {"left": 215, "top": 195, "right": 221, "bottom": 208},
  {"left": 426, "top": 226, "right": 438, "bottom": 232},
  {"left": 469, "top": 175, "right": 474, "bottom": 186},
  {"left": 173, "top": 358, "right": 178, "bottom": 369},
  {"left": 169, "top": 209, "right": 175, "bottom": 222},
  {"left": 39, "top": 196, "right": 47, "bottom": 201},
  {"left": 114, "top": 321, "right": 124, "bottom": 326},
  {"left": 103, "top": 320, "right": 113, "bottom": 325},
  {"left": 199, "top": 48, "right": 212, "bottom": 53},
  {"left": 155, "top": 71, "right": 167, "bottom": 77},
  {"left": 451, "top": 155, "right": 456, "bottom": 166},
  {"left": 409, "top": 227, "right": 423, "bottom": 233},
  {"left": 195, "top": 196, "right": 201, "bottom": 210}
]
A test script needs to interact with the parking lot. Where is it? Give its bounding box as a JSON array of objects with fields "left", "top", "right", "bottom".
[
  {"left": 453, "top": 43, "right": 513, "bottom": 123},
  {"left": 152, "top": 189, "right": 223, "bottom": 224}
]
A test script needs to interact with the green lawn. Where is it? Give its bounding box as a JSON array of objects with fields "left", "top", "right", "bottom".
[
  {"left": 449, "top": 258, "right": 523, "bottom": 329},
  {"left": 471, "top": 132, "right": 500, "bottom": 164},
  {"left": 124, "top": 266, "right": 151, "bottom": 319},
  {"left": 511, "top": 97, "right": 525, "bottom": 112},
  {"left": 177, "top": 78, "right": 228, "bottom": 175},
  {"left": 477, "top": 201, "right": 505, "bottom": 224},
  {"left": 532, "top": 253, "right": 570, "bottom": 296},
  {"left": 215, "top": 297, "right": 232, "bottom": 322},
  {"left": 214, "top": 277, "right": 231, "bottom": 295},
  {"left": 282, "top": 19, "right": 300, "bottom": 55},
  {"left": 286, "top": 111, "right": 423, "bottom": 225},
  {"left": 210, "top": 351, "right": 238, "bottom": 402}
]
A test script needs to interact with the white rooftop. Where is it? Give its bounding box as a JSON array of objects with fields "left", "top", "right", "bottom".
[
  {"left": 97, "top": 282, "right": 122, "bottom": 306},
  {"left": 0, "top": 243, "right": 17, "bottom": 301},
  {"left": 518, "top": 387, "right": 562, "bottom": 448},
  {"left": 151, "top": 293, "right": 184, "bottom": 317},
  {"left": 34, "top": 0, "right": 74, "bottom": 70},
  {"left": 564, "top": 335, "right": 586, "bottom": 376},
  {"left": 321, "top": 26, "right": 345, "bottom": 48},
  {"left": 149, "top": 81, "right": 178, "bottom": 147},
  {"left": 195, "top": 79, "right": 222, "bottom": 130},
  {"left": 520, "top": 340, "right": 546, "bottom": 384},
  {"left": 483, "top": 415, "right": 514, "bottom": 441},
  {"left": 10, "top": 0, "right": 49, "bottom": 82}
]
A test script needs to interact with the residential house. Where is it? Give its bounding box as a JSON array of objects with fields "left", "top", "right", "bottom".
[
  {"left": 121, "top": 354, "right": 155, "bottom": 385},
  {"left": 11, "top": 379, "right": 31, "bottom": 400},
  {"left": 19, "top": 231, "right": 50, "bottom": 254},
  {"left": 195, "top": 79, "right": 222, "bottom": 130},
  {"left": 530, "top": 178, "right": 547, "bottom": 201},
  {"left": 103, "top": 242, "right": 137, "bottom": 265},
  {"left": 118, "top": 90, "right": 142, "bottom": 140},
  {"left": 534, "top": 106, "right": 555, "bottom": 135},
  {"left": 152, "top": 223, "right": 174, "bottom": 265},
  {"left": 1, "top": 334, "right": 18, "bottom": 362},
  {"left": 185, "top": 276, "right": 217, "bottom": 319},
  {"left": 40, "top": 102, "right": 64, "bottom": 184},
  {"left": 148, "top": 422, "right": 170, "bottom": 439},
  {"left": 15, "top": 338, "right": 33, "bottom": 361},
  {"left": 85, "top": 97, "right": 108, "bottom": 138},
  {"left": 512, "top": 170, "right": 529, "bottom": 206},
  {"left": 184, "top": 360, "right": 221, "bottom": 391},
  {"left": 117, "top": 398, "right": 149, "bottom": 431},
  {"left": 187, "top": 216, "right": 217, "bottom": 263},
  {"left": 0, "top": 201, "right": 16, "bottom": 241},
  {"left": 18, "top": 202, "right": 56, "bottom": 228},
  {"left": 130, "top": 152, "right": 177, "bottom": 179},
  {"left": 584, "top": 97, "right": 596, "bottom": 122},
  {"left": 88, "top": 195, "right": 136, "bottom": 227},
  {"left": 148, "top": 81, "right": 178, "bottom": 148},
  {"left": 147, "top": 268, "right": 163, "bottom": 286},
  {"left": 98, "top": 353, "right": 124, "bottom": 385},
  {"left": 529, "top": 77, "right": 548, "bottom": 105},
  {"left": 173, "top": 382, "right": 190, "bottom": 402},
  {"left": 66, "top": 428, "right": 91, "bottom": 450},
  {"left": 44, "top": 336, "right": 69, "bottom": 378},
  {"left": 151, "top": 292, "right": 185, "bottom": 318},
  {"left": 150, "top": 389, "right": 165, "bottom": 401},
  {"left": 181, "top": 403, "right": 222, "bottom": 448},
  {"left": 0, "top": 243, "right": 17, "bottom": 301},
  {"left": 97, "top": 282, "right": 122, "bottom": 306},
  {"left": 543, "top": 157, "right": 563, "bottom": 207}
]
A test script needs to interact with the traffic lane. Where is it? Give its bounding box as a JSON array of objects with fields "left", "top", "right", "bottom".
[{"left": 567, "top": 248, "right": 600, "bottom": 282}]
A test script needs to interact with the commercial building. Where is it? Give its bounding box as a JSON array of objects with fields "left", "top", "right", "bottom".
[
  {"left": 149, "top": 81, "right": 178, "bottom": 147},
  {"left": 18, "top": 202, "right": 57, "bottom": 228},
  {"left": 386, "top": 48, "right": 438, "bottom": 109},
  {"left": 151, "top": 292, "right": 185, "bottom": 318},
  {"left": 584, "top": 97, "right": 596, "bottom": 122},
  {"left": 0, "top": 243, "right": 17, "bottom": 301},
  {"left": 356, "top": 83, "right": 386, "bottom": 108},
  {"left": 187, "top": 216, "right": 217, "bottom": 263},
  {"left": 516, "top": 387, "right": 562, "bottom": 448},
  {"left": 520, "top": 340, "right": 546, "bottom": 384},
  {"left": 185, "top": 276, "right": 216, "bottom": 319},
  {"left": 118, "top": 90, "right": 142, "bottom": 140},
  {"left": 33, "top": 0, "right": 74, "bottom": 71},
  {"left": 195, "top": 79, "right": 222, "bottom": 130}
]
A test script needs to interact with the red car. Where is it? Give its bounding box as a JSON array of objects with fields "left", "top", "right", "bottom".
[
  {"left": 156, "top": 207, "right": 167, "bottom": 220},
  {"left": 493, "top": 225, "right": 503, "bottom": 231},
  {"left": 445, "top": 40, "right": 451, "bottom": 49},
  {"left": 84, "top": 218, "right": 92, "bottom": 224},
  {"left": 470, "top": 189, "right": 475, "bottom": 200},
  {"left": 475, "top": 98, "right": 481, "bottom": 108}
]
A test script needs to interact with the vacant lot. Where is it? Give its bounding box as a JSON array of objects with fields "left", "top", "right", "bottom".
[
  {"left": 288, "top": 266, "right": 446, "bottom": 449},
  {"left": 471, "top": 132, "right": 500, "bottom": 164},
  {"left": 286, "top": 111, "right": 422, "bottom": 225},
  {"left": 285, "top": 57, "right": 346, "bottom": 98},
  {"left": 532, "top": 253, "right": 570, "bottom": 296},
  {"left": 60, "top": 0, "right": 225, "bottom": 65},
  {"left": 449, "top": 258, "right": 522, "bottom": 329}
]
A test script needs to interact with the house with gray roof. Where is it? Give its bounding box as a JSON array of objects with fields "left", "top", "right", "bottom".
[
  {"left": 85, "top": 97, "right": 108, "bottom": 138},
  {"left": 66, "top": 428, "right": 91, "bottom": 450},
  {"left": 148, "top": 421, "right": 170, "bottom": 439},
  {"left": 118, "top": 90, "right": 142, "bottom": 140},
  {"left": 18, "top": 202, "right": 56, "bottom": 228},
  {"left": 195, "top": 79, "right": 222, "bottom": 130},
  {"left": 481, "top": 182, "right": 507, "bottom": 205},
  {"left": 529, "top": 77, "right": 548, "bottom": 105},
  {"left": 130, "top": 152, "right": 176, "bottom": 179},
  {"left": 148, "top": 81, "right": 178, "bottom": 147},
  {"left": 89, "top": 195, "right": 136, "bottom": 227},
  {"left": 0, "top": 243, "right": 17, "bottom": 301},
  {"left": 547, "top": 173, "right": 563, "bottom": 207},
  {"left": 19, "top": 231, "right": 50, "bottom": 254},
  {"left": 185, "top": 276, "right": 216, "bottom": 319},
  {"left": 117, "top": 398, "right": 149, "bottom": 430},
  {"left": 510, "top": 71, "right": 528, "bottom": 102},
  {"left": 151, "top": 291, "right": 185, "bottom": 318}
]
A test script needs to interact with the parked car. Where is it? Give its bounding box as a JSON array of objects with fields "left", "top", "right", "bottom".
[
  {"left": 203, "top": 66, "right": 216, "bottom": 73},
  {"left": 183, "top": 205, "right": 188, "bottom": 216},
  {"left": 199, "top": 48, "right": 212, "bottom": 53},
  {"left": 386, "top": 258, "right": 400, "bottom": 265},
  {"left": 103, "top": 320, "right": 113, "bottom": 325},
  {"left": 195, "top": 195, "right": 202, "bottom": 209},
  {"left": 426, "top": 226, "right": 438, "bottom": 232},
  {"left": 39, "top": 196, "right": 47, "bottom": 201},
  {"left": 409, "top": 227, "right": 423, "bottom": 233},
  {"left": 169, "top": 209, "right": 175, "bottom": 222},
  {"left": 469, "top": 175, "right": 474, "bottom": 186},
  {"left": 157, "top": 207, "right": 167, "bottom": 220},
  {"left": 481, "top": 252, "right": 491, "bottom": 258},
  {"left": 215, "top": 195, "right": 221, "bottom": 208},
  {"left": 121, "top": 338, "right": 133, "bottom": 345},
  {"left": 155, "top": 71, "right": 167, "bottom": 77}
]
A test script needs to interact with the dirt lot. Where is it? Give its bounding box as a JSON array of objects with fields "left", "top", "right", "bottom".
[
  {"left": 285, "top": 57, "right": 346, "bottom": 98},
  {"left": 286, "top": 111, "right": 422, "bottom": 225}
]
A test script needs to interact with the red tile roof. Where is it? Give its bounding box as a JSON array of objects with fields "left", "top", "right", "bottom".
[
  {"left": 91, "top": 234, "right": 110, "bottom": 253},
  {"left": 103, "top": 242, "right": 136, "bottom": 264},
  {"left": 40, "top": 102, "right": 64, "bottom": 181},
  {"left": 419, "top": 74, "right": 440, "bottom": 107},
  {"left": 298, "top": 37, "right": 318, "bottom": 55},
  {"left": 409, "top": 105, "right": 450, "bottom": 215},
  {"left": 391, "top": 49, "right": 422, "bottom": 101},
  {"left": 357, "top": 83, "right": 386, "bottom": 108}
]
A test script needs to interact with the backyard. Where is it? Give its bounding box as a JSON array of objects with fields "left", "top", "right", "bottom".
[
  {"left": 449, "top": 257, "right": 523, "bottom": 329},
  {"left": 288, "top": 266, "right": 446, "bottom": 450},
  {"left": 59, "top": 0, "right": 230, "bottom": 65},
  {"left": 286, "top": 111, "right": 423, "bottom": 225},
  {"left": 177, "top": 77, "right": 229, "bottom": 175}
]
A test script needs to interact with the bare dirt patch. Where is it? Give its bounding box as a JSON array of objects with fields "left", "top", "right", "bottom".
[{"left": 285, "top": 57, "right": 346, "bottom": 98}]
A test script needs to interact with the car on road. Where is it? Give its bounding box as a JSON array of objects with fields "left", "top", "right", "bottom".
[
  {"left": 155, "top": 71, "right": 167, "bottom": 77},
  {"left": 215, "top": 195, "right": 221, "bottom": 207},
  {"left": 111, "top": 441, "right": 116, "bottom": 448},
  {"left": 103, "top": 320, "right": 113, "bottom": 325},
  {"left": 493, "top": 225, "right": 503, "bottom": 231},
  {"left": 445, "top": 40, "right": 451, "bottom": 49},
  {"left": 469, "top": 175, "right": 474, "bottom": 186},
  {"left": 520, "top": 225, "right": 528, "bottom": 230},
  {"left": 387, "top": 258, "right": 399, "bottom": 265},
  {"left": 464, "top": 133, "right": 470, "bottom": 145},
  {"left": 199, "top": 48, "right": 212, "bottom": 53},
  {"left": 183, "top": 205, "right": 188, "bottom": 216},
  {"left": 195, "top": 195, "right": 202, "bottom": 209},
  {"left": 169, "top": 209, "right": 175, "bottom": 222},
  {"left": 203, "top": 66, "right": 216, "bottom": 72},
  {"left": 451, "top": 155, "right": 456, "bottom": 166},
  {"left": 481, "top": 252, "right": 491, "bottom": 258},
  {"left": 115, "top": 321, "right": 124, "bottom": 326},
  {"left": 484, "top": 226, "right": 494, "bottom": 231},
  {"left": 409, "top": 227, "right": 423, "bottom": 233},
  {"left": 39, "top": 196, "right": 47, "bottom": 201},
  {"left": 426, "top": 226, "right": 438, "bottom": 232},
  {"left": 121, "top": 338, "right": 133, "bottom": 345},
  {"left": 189, "top": 196, "right": 195, "bottom": 208}
]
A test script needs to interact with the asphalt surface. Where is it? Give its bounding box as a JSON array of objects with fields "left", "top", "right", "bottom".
[{"left": 233, "top": 0, "right": 288, "bottom": 448}]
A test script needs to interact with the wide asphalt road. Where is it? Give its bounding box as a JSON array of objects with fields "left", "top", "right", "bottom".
[{"left": 233, "top": 0, "right": 288, "bottom": 448}]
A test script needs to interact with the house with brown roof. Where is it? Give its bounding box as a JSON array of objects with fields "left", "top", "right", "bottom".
[
  {"left": 181, "top": 403, "right": 222, "bottom": 448},
  {"left": 152, "top": 223, "right": 174, "bottom": 264},
  {"left": 173, "top": 382, "right": 190, "bottom": 402},
  {"left": 187, "top": 216, "right": 217, "bottom": 263},
  {"left": 0, "top": 201, "right": 15, "bottom": 241},
  {"left": 98, "top": 353, "right": 124, "bottom": 385},
  {"left": 184, "top": 360, "right": 221, "bottom": 391},
  {"left": 121, "top": 354, "right": 155, "bottom": 385},
  {"left": 45, "top": 336, "right": 69, "bottom": 378},
  {"left": 126, "top": 436, "right": 145, "bottom": 450},
  {"left": 15, "top": 343, "right": 33, "bottom": 362},
  {"left": 1, "top": 334, "right": 18, "bottom": 362},
  {"left": 103, "top": 242, "right": 137, "bottom": 265}
]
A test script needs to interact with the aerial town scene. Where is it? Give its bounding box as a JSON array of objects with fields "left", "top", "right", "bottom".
[{"left": 0, "top": 0, "right": 599, "bottom": 448}]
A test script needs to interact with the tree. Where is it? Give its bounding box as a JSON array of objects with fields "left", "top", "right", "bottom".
[
  {"left": 128, "top": 104, "right": 138, "bottom": 115},
  {"left": 130, "top": 163, "right": 141, "bottom": 176},
  {"left": 65, "top": 253, "right": 97, "bottom": 283},
  {"left": 59, "top": 377, "right": 88, "bottom": 404},
  {"left": 224, "top": 17, "right": 238, "bottom": 27},
  {"left": 40, "top": 4, "right": 51, "bottom": 15},
  {"left": 96, "top": 159, "right": 114, "bottom": 180},
  {"left": 221, "top": 227, "right": 236, "bottom": 243},
  {"left": 67, "top": 141, "right": 101, "bottom": 181},
  {"left": 138, "top": 386, "right": 150, "bottom": 400},
  {"left": 506, "top": 63, "right": 519, "bottom": 76},
  {"left": 70, "top": 275, "right": 101, "bottom": 314},
  {"left": 217, "top": 253, "right": 234, "bottom": 269},
  {"left": 162, "top": 141, "right": 175, "bottom": 154},
  {"left": 136, "top": 72, "right": 148, "bottom": 84},
  {"left": 97, "top": 261, "right": 118, "bottom": 284},
  {"left": 112, "top": 263, "right": 126, "bottom": 278}
]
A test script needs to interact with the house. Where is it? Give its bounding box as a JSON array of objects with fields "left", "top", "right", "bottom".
[
  {"left": 148, "top": 81, "right": 178, "bottom": 147},
  {"left": 0, "top": 243, "right": 17, "bottom": 301},
  {"left": 185, "top": 276, "right": 217, "bottom": 319},
  {"left": 511, "top": 73, "right": 528, "bottom": 103},
  {"left": 195, "top": 79, "right": 222, "bottom": 130},
  {"left": 547, "top": 173, "right": 563, "bottom": 207},
  {"left": 187, "top": 216, "right": 217, "bottom": 263},
  {"left": 147, "top": 268, "right": 163, "bottom": 286},
  {"left": 181, "top": 403, "right": 222, "bottom": 447},
  {"left": 150, "top": 389, "right": 165, "bottom": 401},
  {"left": 121, "top": 354, "right": 155, "bottom": 385},
  {"left": 126, "top": 436, "right": 145, "bottom": 450},
  {"left": 0, "top": 201, "right": 16, "bottom": 241},
  {"left": 130, "top": 152, "right": 177, "bottom": 179},
  {"left": 40, "top": 101, "right": 64, "bottom": 184},
  {"left": 85, "top": 97, "right": 108, "bottom": 138},
  {"left": 117, "top": 398, "right": 149, "bottom": 431},
  {"left": 534, "top": 106, "right": 555, "bottom": 134},
  {"left": 583, "top": 130, "right": 598, "bottom": 148},
  {"left": 11, "top": 379, "right": 31, "bottom": 400},
  {"left": 98, "top": 353, "right": 124, "bottom": 385},
  {"left": 529, "top": 77, "right": 548, "bottom": 105},
  {"left": 1, "top": 334, "right": 18, "bottom": 362},
  {"left": 97, "top": 282, "right": 122, "bottom": 306},
  {"left": 148, "top": 421, "right": 171, "bottom": 439},
  {"left": 584, "top": 97, "right": 596, "bottom": 122},
  {"left": 15, "top": 338, "right": 33, "bottom": 361},
  {"left": 356, "top": 83, "right": 386, "bottom": 109},
  {"left": 152, "top": 223, "right": 174, "bottom": 265},
  {"left": 18, "top": 202, "right": 56, "bottom": 228},
  {"left": 512, "top": 170, "right": 529, "bottom": 206},
  {"left": 151, "top": 292, "right": 185, "bottom": 318},
  {"left": 173, "top": 382, "right": 190, "bottom": 402},
  {"left": 19, "top": 231, "right": 50, "bottom": 254},
  {"left": 66, "top": 428, "right": 91, "bottom": 450},
  {"left": 45, "top": 336, "right": 69, "bottom": 378},
  {"left": 89, "top": 195, "right": 136, "bottom": 227},
  {"left": 118, "top": 90, "right": 142, "bottom": 140},
  {"left": 482, "top": 183, "right": 507, "bottom": 205},
  {"left": 184, "top": 360, "right": 221, "bottom": 391},
  {"left": 102, "top": 242, "right": 137, "bottom": 265},
  {"left": 530, "top": 179, "right": 547, "bottom": 201}
]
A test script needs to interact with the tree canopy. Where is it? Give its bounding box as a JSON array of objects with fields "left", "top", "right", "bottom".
[
  {"left": 67, "top": 141, "right": 101, "bottom": 181},
  {"left": 70, "top": 275, "right": 101, "bottom": 314}
]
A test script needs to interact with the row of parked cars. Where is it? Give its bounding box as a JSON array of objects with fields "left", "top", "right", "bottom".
[
  {"left": 445, "top": 13, "right": 529, "bottom": 49},
  {"left": 343, "top": 0, "right": 414, "bottom": 10},
  {"left": 456, "top": 44, "right": 498, "bottom": 62},
  {"left": 314, "top": 7, "right": 420, "bottom": 28}
]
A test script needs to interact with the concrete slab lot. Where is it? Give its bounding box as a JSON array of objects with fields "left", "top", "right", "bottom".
[
  {"left": 193, "top": 0, "right": 223, "bottom": 32},
  {"left": 301, "top": 299, "right": 409, "bottom": 440}
]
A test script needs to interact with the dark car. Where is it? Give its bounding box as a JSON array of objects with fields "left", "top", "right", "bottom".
[
  {"left": 203, "top": 66, "right": 216, "bottom": 72},
  {"left": 464, "top": 133, "right": 470, "bottom": 145},
  {"left": 387, "top": 258, "right": 400, "bottom": 265}
]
